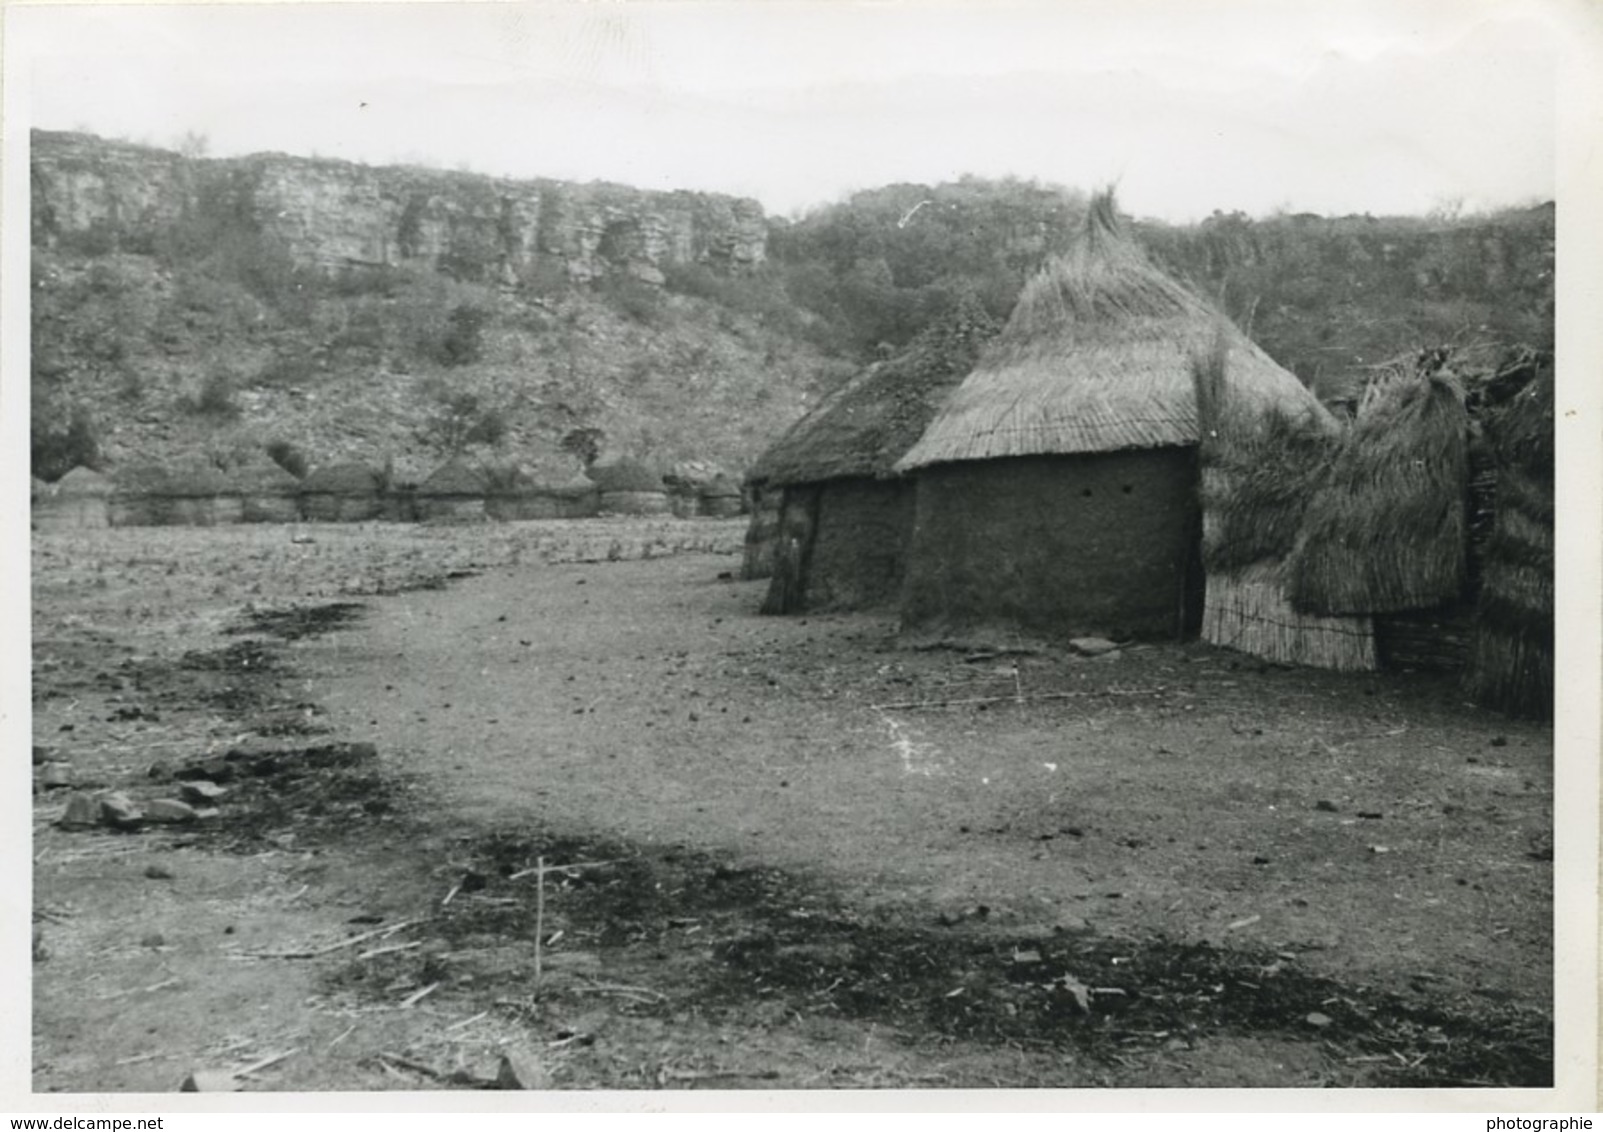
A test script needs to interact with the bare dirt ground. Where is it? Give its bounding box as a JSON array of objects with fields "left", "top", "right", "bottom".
[{"left": 31, "top": 520, "right": 1554, "bottom": 1094}]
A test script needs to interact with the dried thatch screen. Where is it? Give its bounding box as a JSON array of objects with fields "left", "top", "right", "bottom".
[
  {"left": 1191, "top": 337, "right": 1377, "bottom": 671},
  {"left": 1288, "top": 363, "right": 1470, "bottom": 616},
  {"left": 1463, "top": 365, "right": 1553, "bottom": 718}
]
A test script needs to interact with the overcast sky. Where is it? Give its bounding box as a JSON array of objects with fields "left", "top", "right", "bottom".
[{"left": 9, "top": 0, "right": 1578, "bottom": 222}]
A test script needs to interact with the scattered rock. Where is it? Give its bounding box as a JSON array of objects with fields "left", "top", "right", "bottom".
[
  {"left": 495, "top": 1052, "right": 552, "bottom": 1091},
  {"left": 144, "top": 863, "right": 175, "bottom": 880},
  {"left": 144, "top": 799, "right": 199, "bottom": 824},
  {"left": 99, "top": 792, "right": 144, "bottom": 830},
  {"left": 178, "top": 780, "right": 229, "bottom": 804},
  {"left": 180, "top": 1070, "right": 240, "bottom": 1092},
  {"left": 57, "top": 793, "right": 101, "bottom": 829},
  {"left": 140, "top": 931, "right": 166, "bottom": 948},
  {"left": 147, "top": 761, "right": 174, "bottom": 782},
  {"left": 37, "top": 762, "right": 75, "bottom": 789},
  {"left": 1314, "top": 800, "right": 1339, "bottom": 813},
  {"left": 1090, "top": 650, "right": 1123, "bottom": 663},
  {"left": 1357, "top": 811, "right": 1384, "bottom": 820},
  {"left": 1068, "top": 637, "right": 1120, "bottom": 657},
  {"left": 1490, "top": 735, "right": 1508, "bottom": 747},
  {"left": 177, "top": 757, "right": 237, "bottom": 784},
  {"left": 1305, "top": 1012, "right": 1333, "bottom": 1029}
]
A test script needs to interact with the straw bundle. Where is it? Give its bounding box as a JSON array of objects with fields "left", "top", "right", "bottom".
[
  {"left": 1463, "top": 366, "right": 1553, "bottom": 718},
  {"left": 1288, "top": 361, "right": 1470, "bottom": 615},
  {"left": 897, "top": 192, "right": 1329, "bottom": 472},
  {"left": 1190, "top": 337, "right": 1376, "bottom": 669}
]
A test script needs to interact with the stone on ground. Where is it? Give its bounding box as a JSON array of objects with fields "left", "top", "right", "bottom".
[
  {"left": 98, "top": 792, "right": 144, "bottom": 830},
  {"left": 180, "top": 1069, "right": 240, "bottom": 1092},
  {"left": 496, "top": 1051, "right": 552, "bottom": 1090},
  {"left": 57, "top": 793, "right": 100, "bottom": 829},
  {"left": 144, "top": 798, "right": 198, "bottom": 824},
  {"left": 178, "top": 780, "right": 229, "bottom": 804},
  {"left": 1069, "top": 637, "right": 1120, "bottom": 657}
]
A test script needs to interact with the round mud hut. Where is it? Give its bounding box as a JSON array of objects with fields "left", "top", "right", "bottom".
[
  {"left": 697, "top": 474, "right": 745, "bottom": 519},
  {"left": 751, "top": 295, "right": 998, "bottom": 615},
  {"left": 486, "top": 466, "right": 601, "bottom": 520},
  {"left": 589, "top": 457, "right": 670, "bottom": 516},
  {"left": 894, "top": 191, "right": 1344, "bottom": 647},
  {"left": 110, "top": 463, "right": 231, "bottom": 526},
  {"left": 225, "top": 460, "right": 302, "bottom": 523},
  {"left": 299, "top": 463, "right": 384, "bottom": 522},
  {"left": 34, "top": 466, "right": 112, "bottom": 530},
  {"left": 417, "top": 460, "right": 490, "bottom": 523}
]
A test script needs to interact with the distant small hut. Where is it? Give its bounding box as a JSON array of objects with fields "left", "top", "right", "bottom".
[
  {"left": 299, "top": 463, "right": 384, "bottom": 522},
  {"left": 663, "top": 462, "right": 711, "bottom": 519},
  {"left": 697, "top": 474, "right": 745, "bottom": 518},
  {"left": 1463, "top": 363, "right": 1553, "bottom": 718},
  {"left": 34, "top": 465, "right": 112, "bottom": 530},
  {"left": 417, "top": 460, "right": 490, "bottom": 523},
  {"left": 487, "top": 466, "right": 600, "bottom": 520},
  {"left": 589, "top": 457, "right": 669, "bottom": 516},
  {"left": 226, "top": 460, "right": 302, "bottom": 524},
  {"left": 110, "top": 463, "right": 229, "bottom": 526}
]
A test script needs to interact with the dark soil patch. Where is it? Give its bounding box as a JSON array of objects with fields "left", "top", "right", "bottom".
[
  {"left": 326, "top": 825, "right": 1550, "bottom": 1089},
  {"left": 229, "top": 602, "right": 368, "bottom": 641}
]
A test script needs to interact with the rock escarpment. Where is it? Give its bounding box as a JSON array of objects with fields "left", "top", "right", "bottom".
[{"left": 31, "top": 130, "right": 767, "bottom": 285}]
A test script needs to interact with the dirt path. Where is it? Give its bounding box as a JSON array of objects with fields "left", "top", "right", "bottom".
[
  {"left": 32, "top": 529, "right": 1556, "bottom": 1092},
  {"left": 302, "top": 553, "right": 1553, "bottom": 1085}
]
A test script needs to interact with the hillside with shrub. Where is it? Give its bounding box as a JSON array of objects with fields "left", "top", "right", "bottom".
[{"left": 30, "top": 131, "right": 1553, "bottom": 485}]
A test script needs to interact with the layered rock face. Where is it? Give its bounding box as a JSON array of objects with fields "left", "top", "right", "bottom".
[{"left": 31, "top": 130, "right": 767, "bottom": 285}]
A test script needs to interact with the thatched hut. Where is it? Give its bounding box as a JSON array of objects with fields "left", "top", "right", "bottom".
[
  {"left": 486, "top": 466, "right": 601, "bottom": 520},
  {"left": 589, "top": 457, "right": 669, "bottom": 516},
  {"left": 299, "top": 463, "right": 383, "bottom": 522},
  {"left": 225, "top": 460, "right": 302, "bottom": 523},
  {"left": 697, "top": 474, "right": 745, "bottom": 518},
  {"left": 1190, "top": 340, "right": 1378, "bottom": 670},
  {"left": 664, "top": 461, "right": 725, "bottom": 519},
  {"left": 1463, "top": 363, "right": 1553, "bottom": 718},
  {"left": 417, "top": 460, "right": 490, "bottom": 523},
  {"left": 109, "top": 463, "right": 230, "bottom": 526},
  {"left": 893, "top": 192, "right": 1337, "bottom": 645},
  {"left": 34, "top": 466, "right": 112, "bottom": 530},
  {"left": 753, "top": 299, "right": 998, "bottom": 614}
]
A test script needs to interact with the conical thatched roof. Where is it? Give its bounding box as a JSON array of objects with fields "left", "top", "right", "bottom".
[
  {"left": 587, "top": 457, "right": 663, "bottom": 494},
  {"left": 752, "top": 295, "right": 999, "bottom": 488},
  {"left": 301, "top": 463, "right": 381, "bottom": 494},
  {"left": 897, "top": 191, "right": 1329, "bottom": 471},
  {"left": 112, "top": 462, "right": 228, "bottom": 497},
  {"left": 420, "top": 460, "right": 489, "bottom": 496},
  {"left": 699, "top": 473, "right": 743, "bottom": 499},
  {"left": 225, "top": 461, "right": 301, "bottom": 494},
  {"left": 55, "top": 466, "right": 113, "bottom": 495}
]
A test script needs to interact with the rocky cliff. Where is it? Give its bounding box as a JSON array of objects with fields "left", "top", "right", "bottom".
[{"left": 31, "top": 130, "right": 768, "bottom": 286}]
